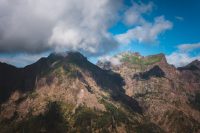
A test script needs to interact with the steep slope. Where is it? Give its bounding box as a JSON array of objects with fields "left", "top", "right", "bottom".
[
  {"left": 98, "top": 52, "right": 200, "bottom": 133},
  {"left": 0, "top": 52, "right": 156, "bottom": 133}
]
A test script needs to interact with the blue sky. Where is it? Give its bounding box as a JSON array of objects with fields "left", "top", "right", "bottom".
[
  {"left": 100, "top": 0, "right": 200, "bottom": 67},
  {"left": 0, "top": 0, "right": 200, "bottom": 67},
  {"left": 110, "top": 0, "right": 200, "bottom": 55}
]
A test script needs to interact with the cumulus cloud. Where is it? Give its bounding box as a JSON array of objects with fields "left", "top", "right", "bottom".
[
  {"left": 123, "top": 2, "right": 153, "bottom": 26},
  {"left": 166, "top": 52, "right": 200, "bottom": 67},
  {"left": 0, "top": 0, "right": 121, "bottom": 55},
  {"left": 115, "top": 16, "right": 173, "bottom": 44},
  {"left": 177, "top": 42, "right": 200, "bottom": 52}
]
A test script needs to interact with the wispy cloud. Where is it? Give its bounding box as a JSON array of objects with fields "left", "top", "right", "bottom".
[
  {"left": 175, "top": 16, "right": 184, "bottom": 21},
  {"left": 177, "top": 42, "right": 200, "bottom": 52}
]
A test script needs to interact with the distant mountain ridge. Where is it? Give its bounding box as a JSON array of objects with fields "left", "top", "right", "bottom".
[{"left": 0, "top": 51, "right": 200, "bottom": 133}]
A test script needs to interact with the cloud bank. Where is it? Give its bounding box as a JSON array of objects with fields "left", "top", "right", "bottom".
[{"left": 0, "top": 0, "right": 121, "bottom": 55}]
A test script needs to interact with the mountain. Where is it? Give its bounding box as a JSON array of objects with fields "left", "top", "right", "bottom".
[
  {"left": 98, "top": 52, "right": 200, "bottom": 133},
  {"left": 0, "top": 51, "right": 200, "bottom": 133}
]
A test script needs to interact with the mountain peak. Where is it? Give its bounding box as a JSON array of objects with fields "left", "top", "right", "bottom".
[
  {"left": 178, "top": 59, "right": 200, "bottom": 71},
  {"left": 49, "top": 51, "right": 83, "bottom": 58},
  {"left": 47, "top": 51, "right": 86, "bottom": 61},
  {"left": 190, "top": 59, "right": 200, "bottom": 66}
]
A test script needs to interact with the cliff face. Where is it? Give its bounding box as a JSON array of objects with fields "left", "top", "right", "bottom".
[{"left": 0, "top": 51, "right": 200, "bottom": 133}]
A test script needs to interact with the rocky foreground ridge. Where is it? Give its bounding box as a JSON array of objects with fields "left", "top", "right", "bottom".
[{"left": 0, "top": 51, "right": 200, "bottom": 133}]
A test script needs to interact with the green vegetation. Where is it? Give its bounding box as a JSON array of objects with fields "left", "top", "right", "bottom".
[
  {"left": 144, "top": 56, "right": 163, "bottom": 65},
  {"left": 121, "top": 53, "right": 163, "bottom": 66},
  {"left": 121, "top": 54, "right": 142, "bottom": 65}
]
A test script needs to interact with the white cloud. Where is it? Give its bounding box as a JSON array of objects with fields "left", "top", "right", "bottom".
[
  {"left": 123, "top": 2, "right": 153, "bottom": 26},
  {"left": 166, "top": 42, "right": 200, "bottom": 67},
  {"left": 98, "top": 55, "right": 122, "bottom": 66},
  {"left": 115, "top": 16, "right": 173, "bottom": 44},
  {"left": 177, "top": 42, "right": 200, "bottom": 52},
  {"left": 0, "top": 0, "right": 121, "bottom": 55},
  {"left": 166, "top": 52, "right": 200, "bottom": 67}
]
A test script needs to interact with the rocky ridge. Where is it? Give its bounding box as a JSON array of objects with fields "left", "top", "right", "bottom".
[{"left": 0, "top": 51, "right": 200, "bottom": 133}]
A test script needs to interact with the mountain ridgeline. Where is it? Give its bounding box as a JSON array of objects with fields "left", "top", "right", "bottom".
[{"left": 0, "top": 51, "right": 200, "bottom": 133}]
